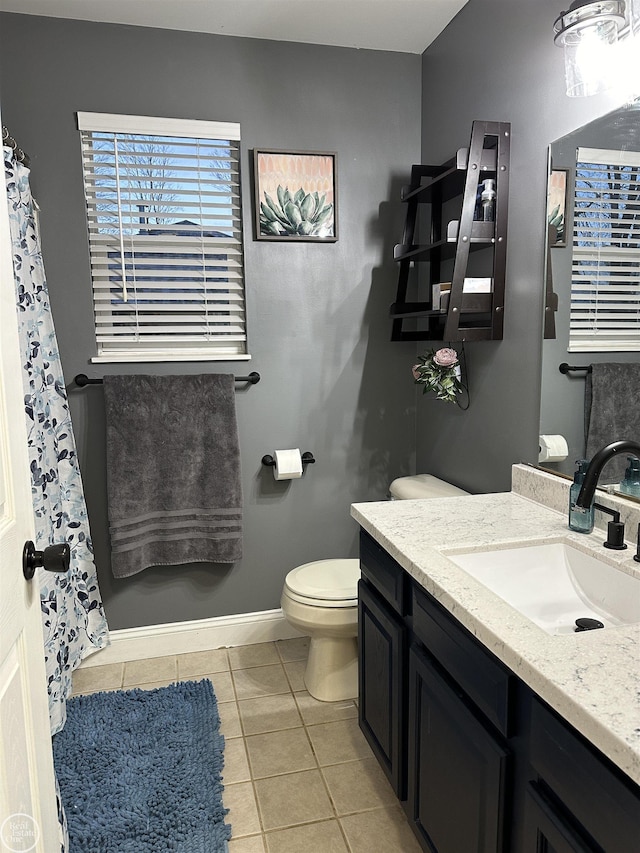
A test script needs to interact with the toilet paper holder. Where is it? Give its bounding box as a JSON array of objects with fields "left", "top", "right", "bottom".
[{"left": 261, "top": 452, "right": 316, "bottom": 469}]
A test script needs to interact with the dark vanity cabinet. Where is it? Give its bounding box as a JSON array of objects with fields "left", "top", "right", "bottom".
[
  {"left": 407, "top": 585, "right": 512, "bottom": 853},
  {"left": 358, "top": 529, "right": 513, "bottom": 851},
  {"left": 407, "top": 648, "right": 510, "bottom": 852},
  {"left": 523, "top": 699, "right": 640, "bottom": 853},
  {"left": 357, "top": 528, "right": 640, "bottom": 853},
  {"left": 357, "top": 531, "right": 408, "bottom": 798}
]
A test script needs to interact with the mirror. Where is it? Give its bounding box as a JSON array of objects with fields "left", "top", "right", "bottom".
[{"left": 539, "top": 97, "right": 640, "bottom": 486}]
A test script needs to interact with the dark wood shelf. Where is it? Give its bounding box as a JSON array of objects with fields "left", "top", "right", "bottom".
[
  {"left": 400, "top": 148, "right": 497, "bottom": 205},
  {"left": 390, "top": 120, "right": 510, "bottom": 343},
  {"left": 394, "top": 228, "right": 495, "bottom": 262},
  {"left": 390, "top": 293, "right": 492, "bottom": 318}
]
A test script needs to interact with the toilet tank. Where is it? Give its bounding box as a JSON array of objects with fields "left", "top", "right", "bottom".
[{"left": 389, "top": 474, "right": 469, "bottom": 500}]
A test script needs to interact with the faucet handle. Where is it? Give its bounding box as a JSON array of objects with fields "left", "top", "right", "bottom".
[
  {"left": 593, "top": 502, "right": 627, "bottom": 551},
  {"left": 604, "top": 521, "right": 627, "bottom": 551}
]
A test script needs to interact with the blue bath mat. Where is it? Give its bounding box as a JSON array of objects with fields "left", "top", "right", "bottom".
[{"left": 53, "top": 679, "right": 231, "bottom": 852}]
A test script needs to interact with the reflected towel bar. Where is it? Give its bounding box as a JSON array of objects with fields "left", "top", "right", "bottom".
[
  {"left": 74, "top": 372, "right": 260, "bottom": 387},
  {"left": 559, "top": 363, "right": 592, "bottom": 375}
]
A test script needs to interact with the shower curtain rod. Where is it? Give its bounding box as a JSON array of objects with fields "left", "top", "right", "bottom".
[
  {"left": 2, "top": 126, "right": 31, "bottom": 167},
  {"left": 74, "top": 372, "right": 261, "bottom": 387}
]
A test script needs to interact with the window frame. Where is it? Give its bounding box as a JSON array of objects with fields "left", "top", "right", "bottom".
[
  {"left": 569, "top": 145, "right": 640, "bottom": 353},
  {"left": 77, "top": 111, "right": 250, "bottom": 363}
]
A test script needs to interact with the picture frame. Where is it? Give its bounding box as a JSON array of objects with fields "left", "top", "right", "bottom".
[
  {"left": 547, "top": 168, "right": 568, "bottom": 248},
  {"left": 253, "top": 149, "right": 338, "bottom": 242}
]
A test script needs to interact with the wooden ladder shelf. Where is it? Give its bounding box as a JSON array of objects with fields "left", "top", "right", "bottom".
[{"left": 391, "top": 120, "right": 510, "bottom": 342}]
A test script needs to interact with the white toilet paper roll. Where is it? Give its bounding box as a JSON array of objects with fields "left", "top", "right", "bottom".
[
  {"left": 538, "top": 434, "right": 569, "bottom": 463},
  {"left": 273, "top": 449, "right": 304, "bottom": 480}
]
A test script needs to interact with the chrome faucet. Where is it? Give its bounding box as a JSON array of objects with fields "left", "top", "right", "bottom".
[{"left": 576, "top": 440, "right": 640, "bottom": 510}]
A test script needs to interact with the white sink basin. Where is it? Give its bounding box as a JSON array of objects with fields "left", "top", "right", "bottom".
[{"left": 447, "top": 542, "right": 640, "bottom": 635}]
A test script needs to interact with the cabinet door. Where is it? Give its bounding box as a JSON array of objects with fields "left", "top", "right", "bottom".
[
  {"left": 523, "top": 783, "right": 601, "bottom": 853},
  {"left": 407, "top": 645, "right": 509, "bottom": 853},
  {"left": 529, "top": 698, "right": 640, "bottom": 852},
  {"left": 358, "top": 578, "right": 406, "bottom": 798}
]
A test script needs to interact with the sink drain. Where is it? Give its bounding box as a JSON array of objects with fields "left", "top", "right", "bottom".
[{"left": 575, "top": 617, "right": 604, "bottom": 632}]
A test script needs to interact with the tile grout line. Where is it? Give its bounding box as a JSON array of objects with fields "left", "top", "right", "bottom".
[
  {"left": 283, "top": 642, "right": 356, "bottom": 853},
  {"left": 239, "top": 644, "right": 292, "bottom": 846},
  {"left": 260, "top": 640, "right": 334, "bottom": 849}
]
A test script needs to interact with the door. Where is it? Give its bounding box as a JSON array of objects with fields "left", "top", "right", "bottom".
[
  {"left": 407, "top": 645, "right": 509, "bottom": 853},
  {"left": 523, "top": 783, "right": 600, "bottom": 853},
  {"left": 358, "top": 578, "right": 407, "bottom": 799},
  {"left": 0, "top": 119, "right": 60, "bottom": 850}
]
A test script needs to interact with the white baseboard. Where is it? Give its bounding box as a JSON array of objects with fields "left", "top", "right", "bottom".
[{"left": 79, "top": 608, "right": 304, "bottom": 668}]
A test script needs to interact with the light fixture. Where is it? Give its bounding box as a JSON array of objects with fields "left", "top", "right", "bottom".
[{"left": 554, "top": 0, "right": 629, "bottom": 96}]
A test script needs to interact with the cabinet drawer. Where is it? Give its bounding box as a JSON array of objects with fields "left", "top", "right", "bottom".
[
  {"left": 529, "top": 698, "right": 640, "bottom": 851},
  {"left": 359, "top": 529, "right": 406, "bottom": 614},
  {"left": 412, "top": 583, "right": 513, "bottom": 736}
]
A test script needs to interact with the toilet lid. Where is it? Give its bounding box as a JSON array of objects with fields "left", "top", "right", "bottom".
[
  {"left": 389, "top": 474, "right": 469, "bottom": 500},
  {"left": 284, "top": 559, "right": 361, "bottom": 603}
]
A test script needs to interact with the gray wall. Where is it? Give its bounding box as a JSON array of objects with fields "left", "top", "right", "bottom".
[
  {"left": 3, "top": 3, "right": 631, "bottom": 630},
  {"left": 0, "top": 13, "right": 420, "bottom": 629},
  {"left": 416, "top": 0, "right": 629, "bottom": 494}
]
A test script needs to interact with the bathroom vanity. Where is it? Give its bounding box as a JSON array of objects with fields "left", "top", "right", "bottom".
[{"left": 352, "top": 468, "right": 640, "bottom": 853}]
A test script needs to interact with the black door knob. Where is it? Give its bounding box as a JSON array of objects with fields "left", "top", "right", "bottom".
[{"left": 22, "top": 540, "right": 71, "bottom": 580}]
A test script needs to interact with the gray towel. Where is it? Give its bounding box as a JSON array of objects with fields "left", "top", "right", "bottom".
[
  {"left": 585, "top": 363, "right": 640, "bottom": 483},
  {"left": 104, "top": 374, "right": 242, "bottom": 578}
]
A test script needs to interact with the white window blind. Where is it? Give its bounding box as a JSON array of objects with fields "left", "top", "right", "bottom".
[
  {"left": 77, "top": 112, "right": 248, "bottom": 362},
  {"left": 569, "top": 146, "right": 640, "bottom": 352}
]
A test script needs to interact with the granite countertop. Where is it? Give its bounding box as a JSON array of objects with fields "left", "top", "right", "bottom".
[{"left": 351, "top": 489, "right": 640, "bottom": 786}]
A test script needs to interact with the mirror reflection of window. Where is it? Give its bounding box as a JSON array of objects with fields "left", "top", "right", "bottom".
[
  {"left": 539, "top": 99, "right": 640, "bottom": 484},
  {"left": 570, "top": 146, "right": 640, "bottom": 353}
]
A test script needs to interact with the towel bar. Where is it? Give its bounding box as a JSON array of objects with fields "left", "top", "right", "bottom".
[
  {"left": 559, "top": 363, "right": 592, "bottom": 375},
  {"left": 74, "top": 372, "right": 260, "bottom": 387}
]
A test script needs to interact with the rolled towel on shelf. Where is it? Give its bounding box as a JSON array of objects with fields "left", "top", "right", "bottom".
[{"left": 103, "top": 374, "right": 243, "bottom": 578}]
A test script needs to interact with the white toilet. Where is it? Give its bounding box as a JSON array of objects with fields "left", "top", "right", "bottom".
[
  {"left": 388, "top": 473, "right": 469, "bottom": 500},
  {"left": 280, "top": 474, "right": 469, "bottom": 703},
  {"left": 281, "top": 559, "right": 361, "bottom": 702}
]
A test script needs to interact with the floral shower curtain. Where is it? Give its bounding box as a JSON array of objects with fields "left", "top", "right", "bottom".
[{"left": 4, "top": 146, "right": 109, "bottom": 739}]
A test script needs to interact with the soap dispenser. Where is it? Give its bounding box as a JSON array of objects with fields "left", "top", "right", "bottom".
[
  {"left": 569, "top": 459, "right": 594, "bottom": 533},
  {"left": 481, "top": 179, "right": 496, "bottom": 222},
  {"left": 620, "top": 456, "right": 640, "bottom": 497}
]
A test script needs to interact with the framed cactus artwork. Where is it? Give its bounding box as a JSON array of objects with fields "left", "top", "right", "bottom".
[{"left": 253, "top": 149, "right": 337, "bottom": 241}]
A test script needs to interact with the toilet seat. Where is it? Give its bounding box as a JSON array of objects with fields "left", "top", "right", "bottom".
[{"left": 284, "top": 559, "right": 360, "bottom": 608}]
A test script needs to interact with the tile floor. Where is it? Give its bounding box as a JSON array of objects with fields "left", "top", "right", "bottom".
[{"left": 72, "top": 638, "right": 422, "bottom": 853}]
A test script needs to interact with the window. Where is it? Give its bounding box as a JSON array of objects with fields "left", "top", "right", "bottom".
[
  {"left": 569, "top": 146, "right": 640, "bottom": 352},
  {"left": 77, "top": 112, "right": 248, "bottom": 362}
]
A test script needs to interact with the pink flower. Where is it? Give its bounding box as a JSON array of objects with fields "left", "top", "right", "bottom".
[
  {"left": 433, "top": 347, "right": 458, "bottom": 368},
  {"left": 412, "top": 364, "right": 421, "bottom": 380}
]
